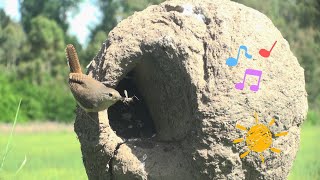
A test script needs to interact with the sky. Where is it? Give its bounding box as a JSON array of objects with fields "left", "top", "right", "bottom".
[{"left": 0, "top": 0, "right": 100, "bottom": 46}]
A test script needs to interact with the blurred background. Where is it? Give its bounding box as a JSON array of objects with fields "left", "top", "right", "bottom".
[{"left": 0, "top": 0, "right": 318, "bottom": 179}]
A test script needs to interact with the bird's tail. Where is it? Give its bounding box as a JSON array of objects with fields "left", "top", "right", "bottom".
[{"left": 66, "top": 44, "right": 82, "bottom": 73}]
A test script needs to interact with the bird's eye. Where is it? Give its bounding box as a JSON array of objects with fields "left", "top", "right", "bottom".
[{"left": 108, "top": 93, "right": 113, "bottom": 97}]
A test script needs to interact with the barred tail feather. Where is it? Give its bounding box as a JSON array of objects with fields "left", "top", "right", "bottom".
[{"left": 66, "top": 44, "right": 82, "bottom": 73}]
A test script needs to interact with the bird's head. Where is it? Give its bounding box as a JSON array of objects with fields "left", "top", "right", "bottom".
[{"left": 103, "top": 88, "right": 123, "bottom": 103}]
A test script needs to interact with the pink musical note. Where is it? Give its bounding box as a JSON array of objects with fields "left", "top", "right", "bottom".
[
  {"left": 235, "top": 69, "right": 262, "bottom": 92},
  {"left": 259, "top": 41, "right": 277, "bottom": 58}
]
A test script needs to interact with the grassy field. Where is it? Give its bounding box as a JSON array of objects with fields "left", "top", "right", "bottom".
[
  {"left": 288, "top": 125, "right": 320, "bottom": 180},
  {"left": 0, "top": 124, "right": 318, "bottom": 179},
  {"left": 0, "top": 131, "right": 86, "bottom": 180}
]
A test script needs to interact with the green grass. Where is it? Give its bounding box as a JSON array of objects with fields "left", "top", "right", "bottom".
[
  {"left": 0, "top": 124, "right": 318, "bottom": 179},
  {"left": 288, "top": 125, "right": 320, "bottom": 180},
  {"left": 0, "top": 132, "right": 86, "bottom": 180},
  {"left": 0, "top": 99, "right": 23, "bottom": 174}
]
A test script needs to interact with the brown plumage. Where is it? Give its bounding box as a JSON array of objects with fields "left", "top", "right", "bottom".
[{"left": 66, "top": 44, "right": 123, "bottom": 112}]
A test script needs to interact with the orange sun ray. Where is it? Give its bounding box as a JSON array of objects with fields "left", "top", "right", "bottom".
[
  {"left": 260, "top": 153, "right": 265, "bottom": 163},
  {"left": 270, "top": 147, "right": 281, "bottom": 153},
  {"left": 233, "top": 138, "right": 244, "bottom": 143},
  {"left": 236, "top": 124, "right": 247, "bottom": 131},
  {"left": 275, "top": 131, "right": 288, "bottom": 137},
  {"left": 240, "top": 150, "right": 251, "bottom": 158},
  {"left": 254, "top": 112, "right": 259, "bottom": 124},
  {"left": 269, "top": 118, "right": 275, "bottom": 126}
]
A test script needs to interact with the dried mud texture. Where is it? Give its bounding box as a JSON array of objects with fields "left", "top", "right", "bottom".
[{"left": 74, "top": 0, "right": 308, "bottom": 179}]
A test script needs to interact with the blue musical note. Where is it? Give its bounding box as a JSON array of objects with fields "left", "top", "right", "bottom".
[{"left": 226, "top": 45, "right": 252, "bottom": 66}]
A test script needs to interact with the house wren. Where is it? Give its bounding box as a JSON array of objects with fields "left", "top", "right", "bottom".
[{"left": 66, "top": 44, "right": 123, "bottom": 112}]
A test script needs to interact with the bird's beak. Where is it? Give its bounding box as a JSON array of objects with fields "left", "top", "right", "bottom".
[{"left": 119, "top": 96, "right": 126, "bottom": 101}]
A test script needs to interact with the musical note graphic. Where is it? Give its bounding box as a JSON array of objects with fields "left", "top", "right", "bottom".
[
  {"left": 226, "top": 45, "right": 252, "bottom": 66},
  {"left": 235, "top": 69, "right": 262, "bottom": 92},
  {"left": 259, "top": 41, "right": 277, "bottom": 58}
]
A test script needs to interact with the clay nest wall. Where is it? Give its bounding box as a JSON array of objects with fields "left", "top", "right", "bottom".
[{"left": 74, "top": 0, "right": 308, "bottom": 179}]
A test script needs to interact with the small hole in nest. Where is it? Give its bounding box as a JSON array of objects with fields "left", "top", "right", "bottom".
[{"left": 108, "top": 70, "right": 156, "bottom": 139}]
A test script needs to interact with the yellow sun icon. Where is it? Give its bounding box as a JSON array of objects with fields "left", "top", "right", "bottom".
[{"left": 233, "top": 112, "right": 288, "bottom": 163}]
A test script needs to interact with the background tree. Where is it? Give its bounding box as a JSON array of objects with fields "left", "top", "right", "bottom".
[
  {"left": 0, "top": 9, "right": 10, "bottom": 27},
  {"left": 18, "top": 16, "right": 66, "bottom": 84},
  {"left": 19, "top": 0, "right": 81, "bottom": 33},
  {"left": 0, "top": 10, "right": 26, "bottom": 69},
  {"left": 19, "top": 0, "right": 83, "bottom": 61}
]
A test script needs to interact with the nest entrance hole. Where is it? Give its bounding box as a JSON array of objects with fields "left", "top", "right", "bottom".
[{"left": 108, "top": 70, "right": 156, "bottom": 139}]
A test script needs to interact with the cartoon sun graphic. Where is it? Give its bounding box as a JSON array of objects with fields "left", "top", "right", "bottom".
[{"left": 233, "top": 112, "right": 288, "bottom": 163}]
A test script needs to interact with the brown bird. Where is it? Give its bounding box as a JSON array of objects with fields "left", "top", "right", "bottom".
[{"left": 66, "top": 44, "right": 123, "bottom": 112}]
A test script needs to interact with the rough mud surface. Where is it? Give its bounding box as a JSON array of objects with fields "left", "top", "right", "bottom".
[{"left": 74, "top": 0, "right": 308, "bottom": 179}]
